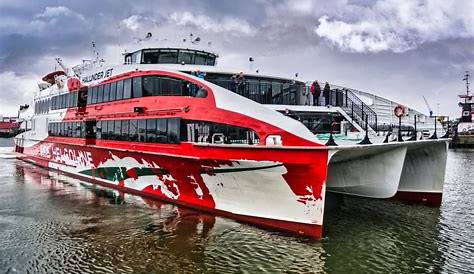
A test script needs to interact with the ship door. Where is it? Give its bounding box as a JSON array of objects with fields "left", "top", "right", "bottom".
[
  {"left": 77, "top": 87, "right": 88, "bottom": 111},
  {"left": 85, "top": 119, "right": 96, "bottom": 145}
]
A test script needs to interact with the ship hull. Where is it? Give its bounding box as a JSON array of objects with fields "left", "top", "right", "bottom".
[{"left": 16, "top": 139, "right": 329, "bottom": 238}]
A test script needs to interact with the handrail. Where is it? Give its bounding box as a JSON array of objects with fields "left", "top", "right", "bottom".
[{"left": 329, "top": 88, "right": 378, "bottom": 132}]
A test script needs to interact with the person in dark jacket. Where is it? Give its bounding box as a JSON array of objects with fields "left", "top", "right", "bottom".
[{"left": 323, "top": 82, "right": 331, "bottom": 106}]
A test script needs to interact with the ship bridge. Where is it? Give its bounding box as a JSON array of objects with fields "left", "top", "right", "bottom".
[{"left": 124, "top": 48, "right": 218, "bottom": 66}]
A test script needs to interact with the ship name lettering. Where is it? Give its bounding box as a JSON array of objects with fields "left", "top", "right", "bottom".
[{"left": 82, "top": 68, "right": 113, "bottom": 83}]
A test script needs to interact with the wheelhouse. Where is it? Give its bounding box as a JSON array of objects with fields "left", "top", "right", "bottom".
[{"left": 124, "top": 48, "right": 217, "bottom": 66}]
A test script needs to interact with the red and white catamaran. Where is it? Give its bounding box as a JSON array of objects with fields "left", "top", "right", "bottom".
[{"left": 14, "top": 41, "right": 449, "bottom": 238}]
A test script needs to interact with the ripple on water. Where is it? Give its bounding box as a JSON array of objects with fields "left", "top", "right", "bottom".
[{"left": 0, "top": 149, "right": 472, "bottom": 274}]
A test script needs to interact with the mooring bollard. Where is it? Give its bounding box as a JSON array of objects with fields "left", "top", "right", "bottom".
[
  {"left": 325, "top": 113, "right": 338, "bottom": 146},
  {"left": 429, "top": 116, "right": 438, "bottom": 139},
  {"left": 358, "top": 114, "right": 372, "bottom": 145},
  {"left": 408, "top": 115, "right": 417, "bottom": 141}
]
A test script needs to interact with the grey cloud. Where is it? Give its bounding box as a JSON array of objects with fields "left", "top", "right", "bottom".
[{"left": 0, "top": 0, "right": 472, "bottom": 117}]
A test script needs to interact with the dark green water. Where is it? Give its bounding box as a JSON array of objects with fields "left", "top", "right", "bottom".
[{"left": 0, "top": 138, "right": 472, "bottom": 273}]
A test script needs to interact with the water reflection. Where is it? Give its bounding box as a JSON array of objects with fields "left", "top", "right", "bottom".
[{"left": 0, "top": 150, "right": 472, "bottom": 274}]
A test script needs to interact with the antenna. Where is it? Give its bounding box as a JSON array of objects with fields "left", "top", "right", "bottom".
[
  {"left": 55, "top": 57, "right": 70, "bottom": 76},
  {"left": 463, "top": 71, "right": 470, "bottom": 95},
  {"left": 92, "top": 41, "right": 100, "bottom": 61}
]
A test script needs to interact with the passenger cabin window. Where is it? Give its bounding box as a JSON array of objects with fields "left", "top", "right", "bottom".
[
  {"left": 48, "top": 121, "right": 85, "bottom": 138},
  {"left": 84, "top": 75, "right": 208, "bottom": 106},
  {"left": 48, "top": 92, "right": 79, "bottom": 111},
  {"left": 48, "top": 118, "right": 258, "bottom": 146},
  {"left": 181, "top": 120, "right": 259, "bottom": 145}
]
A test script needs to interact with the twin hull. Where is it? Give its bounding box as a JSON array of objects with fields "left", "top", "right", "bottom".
[{"left": 16, "top": 138, "right": 448, "bottom": 237}]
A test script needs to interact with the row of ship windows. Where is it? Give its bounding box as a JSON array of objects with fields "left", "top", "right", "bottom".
[
  {"left": 48, "top": 118, "right": 181, "bottom": 144},
  {"left": 86, "top": 76, "right": 207, "bottom": 105},
  {"left": 36, "top": 75, "right": 207, "bottom": 114},
  {"left": 128, "top": 49, "right": 217, "bottom": 66},
  {"left": 48, "top": 118, "right": 259, "bottom": 145},
  {"left": 36, "top": 93, "right": 79, "bottom": 114}
]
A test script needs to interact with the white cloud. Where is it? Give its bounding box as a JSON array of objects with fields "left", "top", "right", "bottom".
[
  {"left": 0, "top": 71, "right": 38, "bottom": 116},
  {"left": 35, "top": 6, "right": 85, "bottom": 21},
  {"left": 315, "top": 0, "right": 474, "bottom": 53},
  {"left": 121, "top": 15, "right": 142, "bottom": 31},
  {"left": 169, "top": 12, "right": 256, "bottom": 36},
  {"left": 27, "top": 6, "right": 87, "bottom": 33}
]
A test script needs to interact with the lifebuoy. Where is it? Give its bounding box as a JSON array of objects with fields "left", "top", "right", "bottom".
[{"left": 394, "top": 105, "right": 406, "bottom": 118}]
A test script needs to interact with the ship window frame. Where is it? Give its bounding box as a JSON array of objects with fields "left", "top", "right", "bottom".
[
  {"left": 116, "top": 80, "right": 124, "bottom": 100},
  {"left": 167, "top": 118, "right": 180, "bottom": 144},
  {"left": 146, "top": 119, "right": 157, "bottom": 143},
  {"left": 103, "top": 83, "right": 110, "bottom": 102},
  {"left": 178, "top": 50, "right": 195, "bottom": 64},
  {"left": 129, "top": 119, "right": 138, "bottom": 142},
  {"left": 123, "top": 78, "right": 132, "bottom": 99},
  {"left": 113, "top": 120, "right": 121, "bottom": 140},
  {"left": 157, "top": 119, "right": 168, "bottom": 143},
  {"left": 142, "top": 49, "right": 160, "bottom": 64},
  {"left": 132, "top": 77, "right": 142, "bottom": 98},
  {"left": 158, "top": 49, "right": 178, "bottom": 64},
  {"left": 107, "top": 120, "right": 114, "bottom": 140},
  {"left": 121, "top": 120, "right": 129, "bottom": 141},
  {"left": 87, "top": 88, "right": 92, "bottom": 105},
  {"left": 91, "top": 86, "right": 98, "bottom": 104},
  {"left": 101, "top": 120, "right": 108, "bottom": 139},
  {"left": 109, "top": 81, "right": 117, "bottom": 101},
  {"left": 97, "top": 84, "right": 104, "bottom": 103},
  {"left": 194, "top": 52, "right": 207, "bottom": 65},
  {"left": 138, "top": 119, "right": 146, "bottom": 142}
]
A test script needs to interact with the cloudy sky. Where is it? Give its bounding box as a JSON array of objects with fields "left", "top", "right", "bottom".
[{"left": 0, "top": 0, "right": 473, "bottom": 117}]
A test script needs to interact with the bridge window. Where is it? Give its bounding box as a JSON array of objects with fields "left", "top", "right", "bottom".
[
  {"left": 178, "top": 50, "right": 194, "bottom": 64},
  {"left": 142, "top": 49, "right": 160, "bottom": 64},
  {"left": 194, "top": 52, "right": 207, "bottom": 65},
  {"left": 158, "top": 49, "right": 178, "bottom": 63}
]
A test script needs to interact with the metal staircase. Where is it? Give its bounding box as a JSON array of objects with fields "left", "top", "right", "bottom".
[{"left": 327, "top": 88, "right": 378, "bottom": 133}]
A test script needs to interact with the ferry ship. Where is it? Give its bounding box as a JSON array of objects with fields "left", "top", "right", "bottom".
[{"left": 14, "top": 40, "right": 449, "bottom": 238}]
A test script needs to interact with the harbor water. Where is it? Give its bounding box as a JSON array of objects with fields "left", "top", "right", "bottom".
[{"left": 0, "top": 138, "right": 472, "bottom": 274}]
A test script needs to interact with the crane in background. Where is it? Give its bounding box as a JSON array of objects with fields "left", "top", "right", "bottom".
[{"left": 422, "top": 96, "right": 434, "bottom": 117}]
